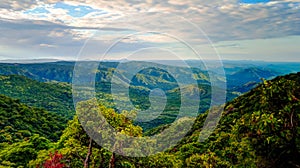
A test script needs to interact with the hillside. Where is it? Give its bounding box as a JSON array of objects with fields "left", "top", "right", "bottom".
[
  {"left": 26, "top": 72, "right": 299, "bottom": 168},
  {"left": 0, "top": 94, "right": 66, "bottom": 143},
  {"left": 0, "top": 61, "right": 287, "bottom": 95},
  {"left": 0, "top": 62, "right": 280, "bottom": 132},
  {"left": 226, "top": 67, "right": 279, "bottom": 89},
  {"left": 0, "top": 75, "right": 74, "bottom": 118},
  {"left": 0, "top": 62, "right": 75, "bottom": 83},
  {"left": 0, "top": 72, "right": 299, "bottom": 167},
  {"left": 0, "top": 74, "right": 220, "bottom": 131},
  {"left": 170, "top": 72, "right": 300, "bottom": 167}
]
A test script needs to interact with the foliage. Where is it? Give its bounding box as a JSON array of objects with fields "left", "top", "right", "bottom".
[
  {"left": 0, "top": 62, "right": 300, "bottom": 167},
  {"left": 41, "top": 151, "right": 65, "bottom": 168},
  {"left": 30, "top": 100, "right": 144, "bottom": 168},
  {"left": 175, "top": 72, "right": 300, "bottom": 167},
  {"left": 0, "top": 94, "right": 66, "bottom": 143},
  {"left": 0, "top": 134, "right": 52, "bottom": 168},
  {"left": 0, "top": 75, "right": 74, "bottom": 118},
  {"left": 0, "top": 62, "right": 249, "bottom": 131}
]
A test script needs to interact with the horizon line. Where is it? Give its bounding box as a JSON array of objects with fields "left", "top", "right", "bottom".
[{"left": 1, "top": 58, "right": 300, "bottom": 64}]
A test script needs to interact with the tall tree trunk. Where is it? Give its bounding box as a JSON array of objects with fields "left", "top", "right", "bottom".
[
  {"left": 84, "top": 138, "right": 93, "bottom": 168},
  {"left": 99, "top": 150, "right": 104, "bottom": 168},
  {"left": 109, "top": 153, "right": 115, "bottom": 168}
]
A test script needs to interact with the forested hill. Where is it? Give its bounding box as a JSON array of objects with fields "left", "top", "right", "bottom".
[
  {"left": 172, "top": 72, "right": 300, "bottom": 167},
  {"left": 0, "top": 61, "right": 281, "bottom": 93},
  {"left": 0, "top": 75, "right": 74, "bottom": 118},
  {"left": 0, "top": 62, "right": 75, "bottom": 83},
  {"left": 226, "top": 67, "right": 279, "bottom": 89},
  {"left": 11, "top": 72, "right": 298, "bottom": 168},
  {"left": 0, "top": 94, "right": 66, "bottom": 143}
]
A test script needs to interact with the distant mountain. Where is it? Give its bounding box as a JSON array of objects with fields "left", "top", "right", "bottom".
[
  {"left": 227, "top": 67, "right": 280, "bottom": 89},
  {"left": 0, "top": 59, "right": 61, "bottom": 63},
  {"left": 0, "top": 61, "right": 291, "bottom": 93},
  {"left": 265, "top": 62, "right": 300, "bottom": 75},
  {"left": 0, "top": 61, "right": 211, "bottom": 85},
  {"left": 0, "top": 94, "right": 66, "bottom": 143},
  {"left": 229, "top": 81, "right": 259, "bottom": 93},
  {"left": 0, "top": 62, "right": 75, "bottom": 82}
]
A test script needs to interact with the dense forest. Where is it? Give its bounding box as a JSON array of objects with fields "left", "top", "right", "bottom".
[
  {"left": 0, "top": 75, "right": 74, "bottom": 118},
  {"left": 0, "top": 62, "right": 299, "bottom": 167}
]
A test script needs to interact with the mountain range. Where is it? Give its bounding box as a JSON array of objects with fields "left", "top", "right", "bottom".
[{"left": 0, "top": 60, "right": 299, "bottom": 167}]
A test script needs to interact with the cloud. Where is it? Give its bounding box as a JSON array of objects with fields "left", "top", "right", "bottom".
[
  {"left": 0, "top": 18, "right": 83, "bottom": 58},
  {"left": 0, "top": 0, "right": 299, "bottom": 60},
  {"left": 39, "top": 43, "right": 57, "bottom": 48},
  {"left": 0, "top": 0, "right": 39, "bottom": 11}
]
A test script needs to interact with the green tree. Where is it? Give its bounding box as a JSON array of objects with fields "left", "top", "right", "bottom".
[
  {"left": 34, "top": 98, "right": 144, "bottom": 168},
  {"left": 0, "top": 134, "right": 51, "bottom": 168}
]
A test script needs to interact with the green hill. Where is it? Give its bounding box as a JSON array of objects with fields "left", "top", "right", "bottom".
[
  {"left": 0, "top": 75, "right": 74, "bottom": 118},
  {"left": 1, "top": 72, "right": 298, "bottom": 167},
  {"left": 227, "top": 67, "right": 279, "bottom": 89},
  {"left": 0, "top": 62, "right": 74, "bottom": 83},
  {"left": 32, "top": 72, "right": 299, "bottom": 168},
  {"left": 0, "top": 94, "right": 66, "bottom": 143},
  {"left": 170, "top": 72, "right": 300, "bottom": 167},
  {"left": 0, "top": 74, "right": 219, "bottom": 131}
]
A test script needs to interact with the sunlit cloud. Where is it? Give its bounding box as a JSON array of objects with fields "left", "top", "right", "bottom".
[{"left": 0, "top": 0, "right": 299, "bottom": 61}]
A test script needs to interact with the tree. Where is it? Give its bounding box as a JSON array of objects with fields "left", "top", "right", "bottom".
[
  {"left": 42, "top": 151, "right": 65, "bottom": 168},
  {"left": 76, "top": 98, "right": 143, "bottom": 168},
  {"left": 45, "top": 98, "right": 143, "bottom": 167},
  {"left": 0, "top": 134, "right": 51, "bottom": 168}
]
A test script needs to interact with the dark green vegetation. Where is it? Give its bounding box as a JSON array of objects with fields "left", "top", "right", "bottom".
[
  {"left": 0, "top": 61, "right": 299, "bottom": 167},
  {"left": 0, "top": 62, "right": 235, "bottom": 130},
  {"left": 0, "top": 62, "right": 74, "bottom": 83},
  {"left": 0, "top": 61, "right": 278, "bottom": 121},
  {"left": 0, "top": 70, "right": 299, "bottom": 167},
  {"left": 172, "top": 72, "right": 300, "bottom": 167},
  {"left": 0, "top": 134, "right": 53, "bottom": 168},
  {"left": 0, "top": 93, "right": 67, "bottom": 167},
  {"left": 0, "top": 94, "right": 66, "bottom": 143},
  {"left": 0, "top": 75, "right": 74, "bottom": 118},
  {"left": 0, "top": 61, "right": 288, "bottom": 92}
]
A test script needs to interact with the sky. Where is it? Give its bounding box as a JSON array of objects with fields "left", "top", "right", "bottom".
[{"left": 0, "top": 0, "right": 299, "bottom": 62}]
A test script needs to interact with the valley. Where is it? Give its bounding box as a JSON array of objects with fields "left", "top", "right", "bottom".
[{"left": 0, "top": 60, "right": 299, "bottom": 167}]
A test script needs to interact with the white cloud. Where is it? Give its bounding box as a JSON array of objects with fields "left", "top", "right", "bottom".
[
  {"left": 39, "top": 43, "right": 57, "bottom": 48},
  {"left": 0, "top": 0, "right": 299, "bottom": 60},
  {"left": 0, "top": 0, "right": 39, "bottom": 11}
]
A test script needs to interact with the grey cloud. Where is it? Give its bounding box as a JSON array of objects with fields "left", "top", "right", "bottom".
[
  {"left": 183, "top": 2, "right": 300, "bottom": 42},
  {"left": 0, "top": 19, "right": 82, "bottom": 57},
  {"left": 0, "top": 0, "right": 299, "bottom": 60},
  {"left": 0, "top": 18, "right": 133, "bottom": 32},
  {"left": 0, "top": 0, "right": 39, "bottom": 11},
  {"left": 0, "top": 17, "right": 140, "bottom": 58}
]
